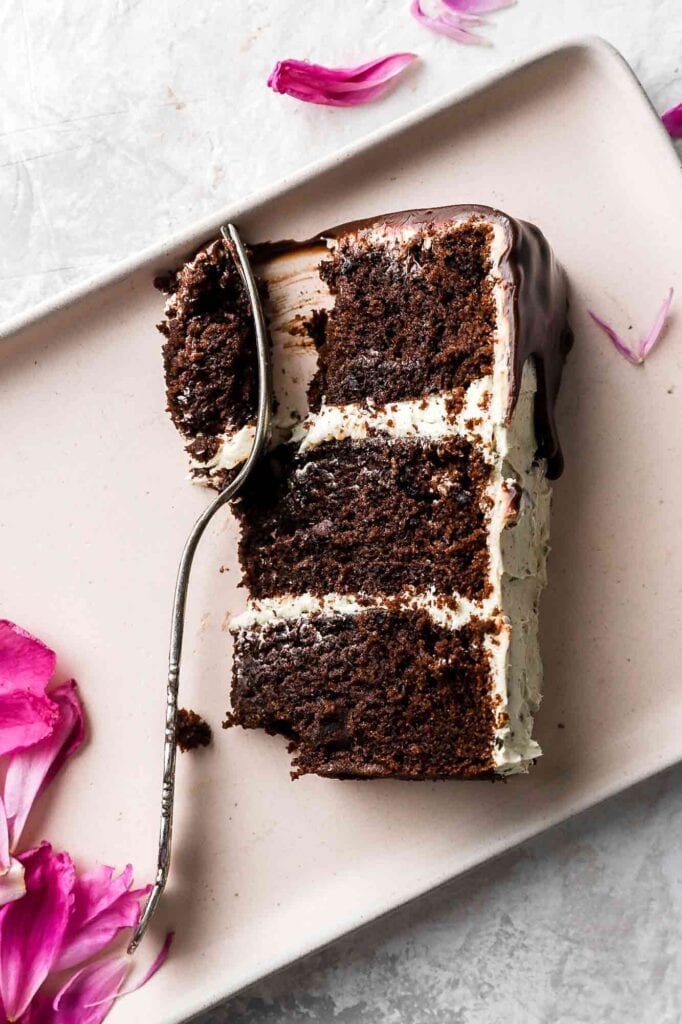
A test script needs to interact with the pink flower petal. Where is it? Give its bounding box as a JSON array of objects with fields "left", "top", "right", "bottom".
[
  {"left": 0, "top": 622, "right": 55, "bottom": 697},
  {"left": 0, "top": 843, "right": 75, "bottom": 1020},
  {"left": 267, "top": 53, "right": 417, "bottom": 107},
  {"left": 5, "top": 681, "right": 85, "bottom": 852},
  {"left": 73, "top": 864, "right": 135, "bottom": 923},
  {"left": 0, "top": 622, "right": 61, "bottom": 757},
  {"left": 410, "top": 0, "right": 489, "bottom": 44},
  {"left": 0, "top": 799, "right": 8, "bottom": 876},
  {"left": 86, "top": 933, "right": 175, "bottom": 1011},
  {"left": 0, "top": 690, "right": 59, "bottom": 758},
  {"left": 0, "top": 858, "right": 26, "bottom": 911},
  {"left": 54, "top": 929, "right": 174, "bottom": 1015},
  {"left": 0, "top": 798, "right": 25, "bottom": 910},
  {"left": 589, "top": 289, "right": 674, "bottom": 366},
  {"left": 10, "top": 991, "right": 53, "bottom": 1024},
  {"left": 52, "top": 957, "right": 130, "bottom": 1024},
  {"left": 111, "top": 930, "right": 174, "bottom": 1000},
  {"left": 662, "top": 103, "right": 682, "bottom": 139},
  {"left": 55, "top": 864, "right": 151, "bottom": 972},
  {"left": 638, "top": 287, "right": 674, "bottom": 360},
  {"left": 588, "top": 310, "right": 641, "bottom": 364},
  {"left": 442, "top": 0, "right": 514, "bottom": 11}
]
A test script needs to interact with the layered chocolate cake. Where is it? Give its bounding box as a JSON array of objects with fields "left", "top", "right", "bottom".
[{"left": 159, "top": 205, "right": 571, "bottom": 779}]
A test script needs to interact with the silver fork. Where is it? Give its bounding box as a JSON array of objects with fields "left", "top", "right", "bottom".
[{"left": 128, "top": 223, "right": 272, "bottom": 953}]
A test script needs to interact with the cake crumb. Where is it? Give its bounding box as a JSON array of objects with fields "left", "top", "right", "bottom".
[
  {"left": 177, "top": 708, "right": 212, "bottom": 752},
  {"left": 153, "top": 271, "right": 176, "bottom": 294}
]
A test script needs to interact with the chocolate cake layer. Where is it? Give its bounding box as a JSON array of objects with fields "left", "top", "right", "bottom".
[
  {"left": 234, "top": 435, "right": 492, "bottom": 601},
  {"left": 227, "top": 608, "right": 497, "bottom": 779},
  {"left": 307, "top": 222, "right": 495, "bottom": 412},
  {"left": 160, "top": 238, "right": 261, "bottom": 439}
]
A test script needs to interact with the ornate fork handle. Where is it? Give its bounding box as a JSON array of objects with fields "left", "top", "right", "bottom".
[{"left": 128, "top": 223, "right": 272, "bottom": 953}]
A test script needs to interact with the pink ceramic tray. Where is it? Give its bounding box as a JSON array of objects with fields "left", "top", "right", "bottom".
[{"left": 1, "top": 37, "right": 681, "bottom": 1024}]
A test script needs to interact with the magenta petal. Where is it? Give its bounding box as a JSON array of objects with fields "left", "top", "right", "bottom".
[
  {"left": 442, "top": 0, "right": 514, "bottom": 12},
  {"left": 637, "top": 287, "right": 674, "bottom": 360},
  {"left": 53, "top": 957, "right": 129, "bottom": 1024},
  {"left": 0, "top": 799, "right": 8, "bottom": 875},
  {"left": 11, "top": 991, "right": 53, "bottom": 1024},
  {"left": 589, "top": 290, "right": 675, "bottom": 366},
  {"left": 410, "top": 0, "right": 489, "bottom": 44},
  {"left": 0, "top": 843, "right": 75, "bottom": 1020},
  {"left": 0, "top": 690, "right": 59, "bottom": 758},
  {"left": 0, "top": 621, "right": 59, "bottom": 757},
  {"left": 0, "top": 858, "right": 26, "bottom": 911},
  {"left": 0, "top": 621, "right": 55, "bottom": 697},
  {"left": 55, "top": 864, "right": 151, "bottom": 972},
  {"left": 662, "top": 103, "right": 682, "bottom": 139},
  {"left": 267, "top": 53, "right": 417, "bottom": 107},
  {"left": 0, "top": 798, "right": 25, "bottom": 910},
  {"left": 83, "top": 931, "right": 174, "bottom": 1010},
  {"left": 588, "top": 309, "right": 640, "bottom": 364},
  {"left": 72, "top": 864, "right": 134, "bottom": 923},
  {"left": 58, "top": 931, "right": 174, "bottom": 1017},
  {"left": 5, "top": 681, "right": 85, "bottom": 852},
  {"left": 113, "top": 930, "right": 174, "bottom": 999},
  {"left": 50, "top": 937, "right": 169, "bottom": 1019}
]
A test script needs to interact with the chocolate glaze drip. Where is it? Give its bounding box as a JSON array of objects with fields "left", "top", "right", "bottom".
[{"left": 253, "top": 204, "right": 572, "bottom": 478}]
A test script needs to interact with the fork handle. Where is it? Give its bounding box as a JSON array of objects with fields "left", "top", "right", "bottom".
[{"left": 128, "top": 223, "right": 272, "bottom": 953}]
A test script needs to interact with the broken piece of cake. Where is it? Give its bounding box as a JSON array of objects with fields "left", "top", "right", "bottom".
[{"left": 159, "top": 205, "right": 571, "bottom": 780}]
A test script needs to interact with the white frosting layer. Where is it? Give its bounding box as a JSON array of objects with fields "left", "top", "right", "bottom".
[
  {"left": 231, "top": 588, "right": 483, "bottom": 634},
  {"left": 485, "top": 363, "right": 550, "bottom": 772},
  {"left": 292, "top": 375, "right": 493, "bottom": 451},
  {"left": 205, "top": 422, "right": 256, "bottom": 473},
  {"left": 202, "top": 374, "right": 493, "bottom": 474}
]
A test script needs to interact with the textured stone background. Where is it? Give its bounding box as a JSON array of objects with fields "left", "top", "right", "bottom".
[{"left": 3, "top": 1, "right": 682, "bottom": 1022}]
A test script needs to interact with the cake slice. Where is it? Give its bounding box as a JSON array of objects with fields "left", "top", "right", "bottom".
[{"left": 159, "top": 205, "right": 571, "bottom": 779}]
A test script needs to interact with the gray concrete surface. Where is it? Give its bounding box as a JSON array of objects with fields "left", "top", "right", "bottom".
[{"left": 213, "top": 764, "right": 682, "bottom": 1023}]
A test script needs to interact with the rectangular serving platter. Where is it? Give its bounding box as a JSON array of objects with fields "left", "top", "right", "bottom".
[{"left": 1, "top": 37, "right": 682, "bottom": 1024}]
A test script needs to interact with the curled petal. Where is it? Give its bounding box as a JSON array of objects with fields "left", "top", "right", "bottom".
[
  {"left": 5, "top": 681, "right": 85, "bottom": 852},
  {"left": 55, "top": 864, "right": 151, "bottom": 972},
  {"left": 0, "top": 622, "right": 60, "bottom": 757},
  {"left": 110, "top": 930, "right": 174, "bottom": 1001},
  {"left": 53, "top": 957, "right": 130, "bottom": 1024},
  {"left": 410, "top": 0, "right": 489, "bottom": 44},
  {"left": 442, "top": 0, "right": 514, "bottom": 11},
  {"left": 0, "top": 621, "right": 55, "bottom": 697},
  {"left": 0, "top": 798, "right": 25, "bottom": 910},
  {"left": 588, "top": 310, "right": 641, "bottom": 364},
  {"left": 71, "top": 864, "right": 135, "bottom": 924},
  {"left": 0, "top": 858, "right": 26, "bottom": 911},
  {"left": 589, "top": 289, "right": 674, "bottom": 365},
  {"left": 0, "top": 843, "right": 75, "bottom": 1020},
  {"left": 638, "top": 288, "right": 674, "bottom": 360},
  {"left": 0, "top": 799, "right": 8, "bottom": 875},
  {"left": 267, "top": 54, "right": 417, "bottom": 107},
  {"left": 54, "top": 929, "right": 174, "bottom": 1015},
  {"left": 662, "top": 103, "right": 682, "bottom": 139},
  {"left": 0, "top": 690, "right": 59, "bottom": 758}
]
